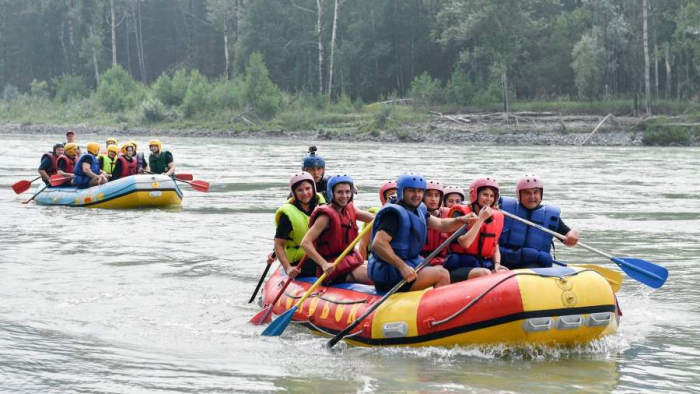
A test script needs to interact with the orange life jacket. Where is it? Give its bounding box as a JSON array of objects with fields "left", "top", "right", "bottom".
[{"left": 447, "top": 204, "right": 504, "bottom": 258}]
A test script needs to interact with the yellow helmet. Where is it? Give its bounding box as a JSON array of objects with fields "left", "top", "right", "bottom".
[
  {"left": 128, "top": 141, "right": 138, "bottom": 151},
  {"left": 121, "top": 142, "right": 136, "bottom": 155},
  {"left": 64, "top": 142, "right": 78, "bottom": 156},
  {"left": 86, "top": 142, "right": 100, "bottom": 156},
  {"left": 107, "top": 145, "right": 119, "bottom": 155},
  {"left": 106, "top": 137, "right": 117, "bottom": 146},
  {"left": 148, "top": 139, "right": 162, "bottom": 151}
]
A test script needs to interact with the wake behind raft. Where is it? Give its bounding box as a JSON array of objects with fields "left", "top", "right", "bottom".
[{"left": 258, "top": 265, "right": 620, "bottom": 347}]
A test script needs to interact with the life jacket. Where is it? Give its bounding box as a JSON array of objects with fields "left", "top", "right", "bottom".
[
  {"left": 274, "top": 193, "right": 326, "bottom": 265},
  {"left": 100, "top": 154, "right": 118, "bottom": 175},
  {"left": 498, "top": 196, "right": 561, "bottom": 269},
  {"left": 443, "top": 204, "right": 503, "bottom": 270},
  {"left": 368, "top": 201, "right": 428, "bottom": 286},
  {"left": 308, "top": 203, "right": 363, "bottom": 284},
  {"left": 422, "top": 208, "right": 448, "bottom": 266},
  {"left": 53, "top": 154, "right": 76, "bottom": 187},
  {"left": 118, "top": 156, "right": 138, "bottom": 178},
  {"left": 136, "top": 152, "right": 147, "bottom": 172},
  {"left": 149, "top": 150, "right": 171, "bottom": 174},
  {"left": 72, "top": 153, "right": 99, "bottom": 187},
  {"left": 40, "top": 152, "right": 58, "bottom": 176}
]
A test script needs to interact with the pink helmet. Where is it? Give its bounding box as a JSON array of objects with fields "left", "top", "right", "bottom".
[
  {"left": 516, "top": 174, "right": 544, "bottom": 202},
  {"left": 469, "top": 177, "right": 500, "bottom": 205},
  {"left": 425, "top": 180, "right": 444, "bottom": 199},
  {"left": 289, "top": 172, "right": 316, "bottom": 196},
  {"left": 379, "top": 180, "right": 397, "bottom": 205},
  {"left": 443, "top": 185, "right": 465, "bottom": 203}
]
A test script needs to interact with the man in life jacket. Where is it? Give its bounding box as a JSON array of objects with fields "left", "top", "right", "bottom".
[
  {"left": 359, "top": 180, "right": 397, "bottom": 261},
  {"left": 444, "top": 177, "right": 508, "bottom": 283},
  {"left": 499, "top": 174, "right": 580, "bottom": 269},
  {"left": 302, "top": 146, "right": 330, "bottom": 194},
  {"left": 443, "top": 185, "right": 465, "bottom": 208},
  {"left": 98, "top": 145, "right": 119, "bottom": 179},
  {"left": 54, "top": 142, "right": 78, "bottom": 187},
  {"left": 72, "top": 142, "right": 108, "bottom": 188},
  {"left": 148, "top": 139, "right": 174, "bottom": 176},
  {"left": 273, "top": 172, "right": 327, "bottom": 278},
  {"left": 110, "top": 143, "right": 138, "bottom": 182},
  {"left": 422, "top": 180, "right": 449, "bottom": 266},
  {"left": 368, "top": 172, "right": 473, "bottom": 293},
  {"left": 38, "top": 143, "right": 64, "bottom": 186},
  {"left": 301, "top": 174, "right": 375, "bottom": 285}
]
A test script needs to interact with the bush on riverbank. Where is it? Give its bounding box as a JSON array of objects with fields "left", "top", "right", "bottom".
[{"left": 641, "top": 117, "right": 700, "bottom": 146}]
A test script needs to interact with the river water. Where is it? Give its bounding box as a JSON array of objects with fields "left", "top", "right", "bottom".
[{"left": 1, "top": 134, "right": 699, "bottom": 393}]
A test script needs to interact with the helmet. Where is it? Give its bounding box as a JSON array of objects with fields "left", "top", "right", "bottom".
[
  {"left": 469, "top": 177, "right": 500, "bottom": 205},
  {"left": 64, "top": 143, "right": 77, "bottom": 156},
  {"left": 443, "top": 185, "right": 465, "bottom": 203},
  {"left": 396, "top": 172, "right": 426, "bottom": 201},
  {"left": 121, "top": 142, "right": 136, "bottom": 155},
  {"left": 326, "top": 174, "right": 354, "bottom": 203},
  {"left": 52, "top": 143, "right": 65, "bottom": 154},
  {"left": 426, "top": 180, "right": 444, "bottom": 195},
  {"left": 106, "top": 137, "right": 117, "bottom": 146},
  {"left": 86, "top": 142, "right": 100, "bottom": 156},
  {"left": 302, "top": 146, "right": 325, "bottom": 169},
  {"left": 379, "top": 180, "right": 397, "bottom": 205},
  {"left": 289, "top": 172, "right": 316, "bottom": 196},
  {"left": 516, "top": 174, "right": 544, "bottom": 202},
  {"left": 149, "top": 139, "right": 162, "bottom": 151},
  {"left": 107, "top": 145, "right": 119, "bottom": 155}
]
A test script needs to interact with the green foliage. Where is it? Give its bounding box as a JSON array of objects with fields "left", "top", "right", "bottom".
[
  {"left": 152, "top": 73, "right": 175, "bottom": 107},
  {"left": 139, "top": 98, "right": 167, "bottom": 123},
  {"left": 471, "top": 81, "right": 502, "bottom": 106},
  {"left": 170, "top": 69, "right": 190, "bottom": 107},
  {"left": 52, "top": 75, "right": 88, "bottom": 102},
  {"left": 3, "top": 84, "right": 20, "bottom": 102},
  {"left": 642, "top": 118, "right": 699, "bottom": 146},
  {"left": 446, "top": 70, "right": 476, "bottom": 105},
  {"left": 182, "top": 70, "right": 211, "bottom": 118},
  {"left": 209, "top": 77, "right": 245, "bottom": 109},
  {"left": 244, "top": 52, "right": 281, "bottom": 118},
  {"left": 571, "top": 33, "right": 606, "bottom": 100},
  {"left": 95, "top": 66, "right": 145, "bottom": 112},
  {"left": 30, "top": 79, "right": 49, "bottom": 99},
  {"left": 409, "top": 72, "right": 444, "bottom": 105}
]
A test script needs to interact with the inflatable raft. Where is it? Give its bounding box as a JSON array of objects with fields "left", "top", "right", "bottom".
[
  {"left": 260, "top": 265, "right": 620, "bottom": 347},
  {"left": 35, "top": 174, "right": 183, "bottom": 208}
]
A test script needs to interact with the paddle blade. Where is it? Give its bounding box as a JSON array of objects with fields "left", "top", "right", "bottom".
[
  {"left": 261, "top": 306, "right": 297, "bottom": 336},
  {"left": 249, "top": 306, "right": 273, "bottom": 325},
  {"left": 188, "top": 180, "right": 209, "bottom": 193},
  {"left": 612, "top": 257, "right": 668, "bottom": 289},
  {"left": 50, "top": 175, "right": 70, "bottom": 187},
  {"left": 571, "top": 264, "right": 623, "bottom": 293},
  {"left": 12, "top": 180, "right": 32, "bottom": 194},
  {"left": 175, "top": 173, "right": 193, "bottom": 181}
]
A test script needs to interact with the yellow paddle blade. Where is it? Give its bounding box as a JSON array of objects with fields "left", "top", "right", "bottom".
[{"left": 570, "top": 264, "right": 622, "bottom": 293}]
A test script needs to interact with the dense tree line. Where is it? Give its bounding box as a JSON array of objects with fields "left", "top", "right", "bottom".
[{"left": 1, "top": 0, "right": 698, "bottom": 108}]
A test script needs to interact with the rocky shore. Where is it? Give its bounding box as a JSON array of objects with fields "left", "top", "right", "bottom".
[{"left": 0, "top": 112, "right": 647, "bottom": 146}]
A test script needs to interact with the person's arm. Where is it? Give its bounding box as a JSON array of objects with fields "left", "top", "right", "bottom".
[
  {"left": 82, "top": 160, "right": 104, "bottom": 184},
  {"left": 358, "top": 230, "right": 371, "bottom": 261},
  {"left": 300, "top": 214, "right": 334, "bottom": 275},
  {"left": 38, "top": 157, "right": 51, "bottom": 183},
  {"left": 372, "top": 230, "right": 417, "bottom": 283},
  {"left": 273, "top": 238, "right": 300, "bottom": 278},
  {"left": 427, "top": 212, "right": 474, "bottom": 232},
  {"left": 492, "top": 247, "right": 508, "bottom": 272},
  {"left": 455, "top": 207, "right": 492, "bottom": 249},
  {"left": 165, "top": 152, "right": 175, "bottom": 176},
  {"left": 556, "top": 219, "right": 579, "bottom": 246},
  {"left": 57, "top": 160, "right": 74, "bottom": 179},
  {"left": 110, "top": 160, "right": 122, "bottom": 181},
  {"left": 354, "top": 205, "right": 375, "bottom": 223}
]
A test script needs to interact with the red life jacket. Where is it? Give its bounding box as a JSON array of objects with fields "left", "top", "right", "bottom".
[
  {"left": 447, "top": 204, "right": 504, "bottom": 259},
  {"left": 423, "top": 208, "right": 448, "bottom": 266},
  {"left": 57, "top": 154, "right": 76, "bottom": 174},
  {"left": 41, "top": 152, "right": 58, "bottom": 176},
  {"left": 118, "top": 156, "right": 138, "bottom": 177},
  {"left": 308, "top": 203, "right": 362, "bottom": 284}
]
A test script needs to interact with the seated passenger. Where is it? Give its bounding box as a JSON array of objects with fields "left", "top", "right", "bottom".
[
  {"left": 499, "top": 174, "right": 580, "bottom": 269},
  {"left": 443, "top": 185, "right": 465, "bottom": 209},
  {"left": 98, "top": 145, "right": 119, "bottom": 179},
  {"left": 273, "top": 172, "right": 326, "bottom": 279},
  {"left": 359, "top": 180, "right": 397, "bottom": 261},
  {"left": 38, "top": 143, "right": 64, "bottom": 186},
  {"left": 54, "top": 143, "right": 78, "bottom": 187},
  {"left": 110, "top": 143, "right": 138, "bottom": 182},
  {"left": 301, "top": 175, "right": 374, "bottom": 285},
  {"left": 72, "top": 142, "right": 108, "bottom": 188},
  {"left": 98, "top": 137, "right": 118, "bottom": 156},
  {"left": 422, "top": 180, "right": 448, "bottom": 266},
  {"left": 444, "top": 177, "right": 508, "bottom": 283},
  {"left": 148, "top": 139, "right": 174, "bottom": 176},
  {"left": 368, "top": 173, "right": 472, "bottom": 293}
]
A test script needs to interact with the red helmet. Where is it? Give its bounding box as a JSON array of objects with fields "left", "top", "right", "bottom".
[
  {"left": 289, "top": 172, "right": 316, "bottom": 196},
  {"left": 469, "top": 177, "right": 499, "bottom": 206},
  {"left": 443, "top": 185, "right": 465, "bottom": 203},
  {"left": 379, "top": 180, "right": 397, "bottom": 205},
  {"left": 516, "top": 174, "right": 544, "bottom": 202}
]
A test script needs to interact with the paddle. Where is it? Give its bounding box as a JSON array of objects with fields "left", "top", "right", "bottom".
[
  {"left": 146, "top": 171, "right": 209, "bottom": 192},
  {"left": 501, "top": 210, "right": 668, "bottom": 289},
  {"left": 12, "top": 176, "right": 41, "bottom": 194},
  {"left": 249, "top": 254, "right": 275, "bottom": 304},
  {"left": 262, "top": 220, "right": 374, "bottom": 337},
  {"left": 250, "top": 256, "right": 308, "bottom": 325},
  {"left": 552, "top": 260, "right": 622, "bottom": 293},
  {"left": 49, "top": 174, "right": 72, "bottom": 187},
  {"left": 327, "top": 223, "right": 468, "bottom": 349},
  {"left": 175, "top": 173, "right": 194, "bottom": 181},
  {"left": 22, "top": 184, "right": 49, "bottom": 204}
]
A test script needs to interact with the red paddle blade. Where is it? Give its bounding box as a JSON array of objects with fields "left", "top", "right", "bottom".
[
  {"left": 50, "top": 175, "right": 70, "bottom": 187},
  {"left": 189, "top": 180, "right": 209, "bottom": 193},
  {"left": 249, "top": 306, "right": 274, "bottom": 325},
  {"left": 175, "top": 173, "right": 194, "bottom": 181},
  {"left": 12, "top": 180, "right": 31, "bottom": 194}
]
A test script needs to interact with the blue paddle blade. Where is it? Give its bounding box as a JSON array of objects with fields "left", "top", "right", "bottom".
[
  {"left": 261, "top": 306, "right": 298, "bottom": 336},
  {"left": 611, "top": 257, "right": 668, "bottom": 289}
]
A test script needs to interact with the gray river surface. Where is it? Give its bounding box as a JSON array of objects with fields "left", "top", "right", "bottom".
[{"left": 1, "top": 134, "right": 699, "bottom": 393}]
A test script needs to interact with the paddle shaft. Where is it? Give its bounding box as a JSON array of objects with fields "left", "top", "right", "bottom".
[
  {"left": 23, "top": 185, "right": 49, "bottom": 204},
  {"left": 327, "top": 223, "right": 468, "bottom": 349},
  {"left": 259, "top": 256, "right": 308, "bottom": 318},
  {"left": 249, "top": 263, "right": 273, "bottom": 303}
]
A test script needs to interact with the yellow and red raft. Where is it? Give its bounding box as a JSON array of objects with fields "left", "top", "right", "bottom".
[{"left": 260, "top": 265, "right": 620, "bottom": 347}]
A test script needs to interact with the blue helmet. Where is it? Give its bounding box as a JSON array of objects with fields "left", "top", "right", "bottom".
[
  {"left": 397, "top": 172, "right": 426, "bottom": 201},
  {"left": 326, "top": 174, "right": 354, "bottom": 203},
  {"left": 302, "top": 146, "right": 325, "bottom": 170}
]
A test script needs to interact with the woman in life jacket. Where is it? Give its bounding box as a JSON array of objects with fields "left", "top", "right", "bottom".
[
  {"left": 54, "top": 143, "right": 78, "bottom": 187},
  {"left": 359, "top": 180, "right": 397, "bottom": 261},
  {"left": 444, "top": 177, "right": 508, "bottom": 283},
  {"left": 273, "top": 172, "right": 326, "bottom": 279},
  {"left": 301, "top": 175, "right": 375, "bottom": 286},
  {"left": 443, "top": 185, "right": 465, "bottom": 209},
  {"left": 99, "top": 145, "right": 119, "bottom": 179},
  {"left": 422, "top": 180, "right": 449, "bottom": 266},
  {"left": 110, "top": 143, "right": 138, "bottom": 182}
]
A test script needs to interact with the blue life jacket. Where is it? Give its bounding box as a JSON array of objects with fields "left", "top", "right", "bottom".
[
  {"left": 498, "top": 196, "right": 561, "bottom": 268},
  {"left": 368, "top": 201, "right": 428, "bottom": 286},
  {"left": 72, "top": 153, "right": 99, "bottom": 187}
]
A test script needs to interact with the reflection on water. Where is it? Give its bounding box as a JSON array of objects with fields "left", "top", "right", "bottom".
[{"left": 1, "top": 134, "right": 699, "bottom": 392}]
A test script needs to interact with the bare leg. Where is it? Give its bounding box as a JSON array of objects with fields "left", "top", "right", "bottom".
[
  {"left": 468, "top": 268, "right": 492, "bottom": 279},
  {"left": 347, "top": 264, "right": 373, "bottom": 285},
  {"left": 408, "top": 266, "right": 450, "bottom": 291}
]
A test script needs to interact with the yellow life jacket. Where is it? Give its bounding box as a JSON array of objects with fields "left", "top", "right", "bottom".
[
  {"left": 100, "top": 154, "right": 118, "bottom": 175},
  {"left": 274, "top": 193, "right": 326, "bottom": 264}
]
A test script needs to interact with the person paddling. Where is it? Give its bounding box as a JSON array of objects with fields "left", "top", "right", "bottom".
[
  {"left": 148, "top": 139, "right": 174, "bottom": 176},
  {"left": 443, "top": 185, "right": 465, "bottom": 208},
  {"left": 444, "top": 177, "right": 508, "bottom": 283},
  {"left": 273, "top": 172, "right": 326, "bottom": 279},
  {"left": 422, "top": 180, "right": 449, "bottom": 266},
  {"left": 368, "top": 172, "right": 472, "bottom": 293},
  {"left": 72, "top": 142, "right": 108, "bottom": 188},
  {"left": 359, "top": 180, "right": 397, "bottom": 261},
  {"left": 54, "top": 143, "right": 78, "bottom": 186},
  {"left": 301, "top": 175, "right": 375, "bottom": 285},
  {"left": 110, "top": 143, "right": 138, "bottom": 182},
  {"left": 498, "top": 174, "right": 580, "bottom": 269},
  {"left": 38, "top": 143, "right": 64, "bottom": 186}
]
